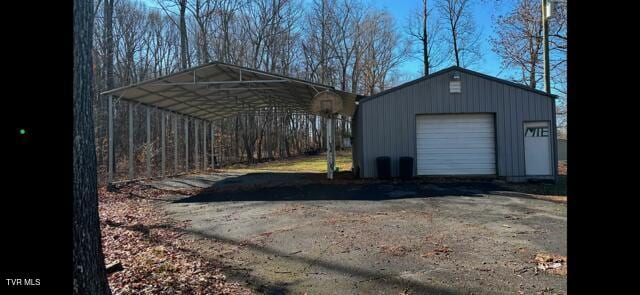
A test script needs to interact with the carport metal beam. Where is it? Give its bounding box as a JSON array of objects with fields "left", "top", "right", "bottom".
[{"left": 146, "top": 79, "right": 289, "bottom": 86}]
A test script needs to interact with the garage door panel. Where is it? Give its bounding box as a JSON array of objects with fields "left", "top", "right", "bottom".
[
  {"left": 417, "top": 115, "right": 493, "bottom": 123},
  {"left": 418, "top": 142, "right": 495, "bottom": 149},
  {"left": 417, "top": 157, "right": 496, "bottom": 163},
  {"left": 418, "top": 158, "right": 495, "bottom": 164},
  {"left": 417, "top": 132, "right": 495, "bottom": 139},
  {"left": 417, "top": 124, "right": 494, "bottom": 129},
  {"left": 421, "top": 169, "right": 495, "bottom": 175},
  {"left": 417, "top": 154, "right": 495, "bottom": 161},
  {"left": 417, "top": 138, "right": 495, "bottom": 144},
  {"left": 423, "top": 163, "right": 496, "bottom": 169},
  {"left": 417, "top": 148, "right": 496, "bottom": 154},
  {"left": 417, "top": 130, "right": 494, "bottom": 136},
  {"left": 416, "top": 114, "right": 496, "bottom": 175}
]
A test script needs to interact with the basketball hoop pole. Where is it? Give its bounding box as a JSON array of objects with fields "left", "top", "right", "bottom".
[
  {"left": 326, "top": 113, "right": 335, "bottom": 180},
  {"left": 311, "top": 90, "right": 341, "bottom": 180}
]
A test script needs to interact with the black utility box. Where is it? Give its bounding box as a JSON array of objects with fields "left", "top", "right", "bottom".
[
  {"left": 376, "top": 156, "right": 391, "bottom": 179},
  {"left": 399, "top": 156, "right": 414, "bottom": 180}
]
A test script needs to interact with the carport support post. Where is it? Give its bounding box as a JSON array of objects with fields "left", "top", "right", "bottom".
[
  {"left": 161, "top": 111, "right": 165, "bottom": 177},
  {"left": 194, "top": 120, "right": 199, "bottom": 171},
  {"left": 185, "top": 117, "right": 189, "bottom": 172},
  {"left": 128, "top": 102, "right": 134, "bottom": 179},
  {"left": 174, "top": 114, "right": 178, "bottom": 174},
  {"left": 326, "top": 114, "right": 335, "bottom": 179},
  {"left": 108, "top": 95, "right": 113, "bottom": 183},
  {"left": 203, "top": 121, "right": 207, "bottom": 170},
  {"left": 211, "top": 122, "right": 216, "bottom": 169},
  {"left": 332, "top": 115, "right": 337, "bottom": 168},
  {"left": 146, "top": 106, "right": 151, "bottom": 178}
]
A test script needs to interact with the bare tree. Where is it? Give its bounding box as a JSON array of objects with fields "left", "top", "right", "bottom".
[
  {"left": 74, "top": 0, "right": 112, "bottom": 293},
  {"left": 157, "top": 0, "right": 190, "bottom": 69},
  {"left": 406, "top": 0, "right": 446, "bottom": 75},
  {"left": 178, "top": 0, "right": 189, "bottom": 68},
  {"left": 301, "top": 0, "right": 337, "bottom": 85},
  {"left": 408, "top": 0, "right": 429, "bottom": 74},
  {"left": 437, "top": 0, "right": 482, "bottom": 67},
  {"left": 114, "top": 0, "right": 149, "bottom": 84},
  {"left": 146, "top": 10, "right": 181, "bottom": 77},
  {"left": 328, "top": 0, "right": 364, "bottom": 91},
  {"left": 210, "top": 0, "right": 244, "bottom": 63},
  {"left": 422, "top": 0, "right": 429, "bottom": 73},
  {"left": 360, "top": 10, "right": 410, "bottom": 95},
  {"left": 187, "top": 0, "right": 217, "bottom": 64},
  {"left": 104, "top": 0, "right": 115, "bottom": 89},
  {"left": 491, "top": 0, "right": 566, "bottom": 130},
  {"left": 548, "top": 0, "right": 567, "bottom": 131},
  {"left": 491, "top": 0, "right": 543, "bottom": 88},
  {"left": 548, "top": 0, "right": 566, "bottom": 95}
]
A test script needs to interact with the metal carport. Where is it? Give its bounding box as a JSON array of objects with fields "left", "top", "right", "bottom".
[{"left": 101, "top": 61, "right": 357, "bottom": 183}]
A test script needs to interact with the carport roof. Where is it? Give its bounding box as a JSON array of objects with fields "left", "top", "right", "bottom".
[{"left": 101, "top": 61, "right": 357, "bottom": 121}]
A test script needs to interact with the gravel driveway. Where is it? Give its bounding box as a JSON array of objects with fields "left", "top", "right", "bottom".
[{"left": 148, "top": 172, "right": 566, "bottom": 295}]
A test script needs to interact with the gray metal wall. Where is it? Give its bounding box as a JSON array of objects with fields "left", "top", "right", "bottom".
[
  {"left": 355, "top": 70, "right": 557, "bottom": 179},
  {"left": 557, "top": 139, "right": 567, "bottom": 161}
]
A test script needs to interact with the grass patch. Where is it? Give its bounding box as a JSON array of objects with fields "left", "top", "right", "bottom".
[{"left": 227, "top": 150, "right": 352, "bottom": 173}]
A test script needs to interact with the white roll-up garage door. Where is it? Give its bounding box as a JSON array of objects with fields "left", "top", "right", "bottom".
[{"left": 416, "top": 114, "right": 496, "bottom": 175}]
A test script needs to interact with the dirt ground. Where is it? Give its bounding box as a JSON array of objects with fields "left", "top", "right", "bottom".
[{"left": 141, "top": 170, "right": 567, "bottom": 295}]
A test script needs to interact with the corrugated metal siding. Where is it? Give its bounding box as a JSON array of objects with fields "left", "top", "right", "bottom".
[{"left": 357, "top": 71, "right": 556, "bottom": 178}]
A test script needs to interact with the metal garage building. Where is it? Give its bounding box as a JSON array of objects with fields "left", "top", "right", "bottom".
[{"left": 352, "top": 66, "right": 558, "bottom": 182}]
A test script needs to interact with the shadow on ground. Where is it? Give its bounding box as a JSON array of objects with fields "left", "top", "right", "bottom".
[{"left": 172, "top": 172, "right": 503, "bottom": 203}]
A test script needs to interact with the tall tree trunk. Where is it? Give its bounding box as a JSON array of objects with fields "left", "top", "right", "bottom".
[
  {"left": 195, "top": 0, "right": 209, "bottom": 64},
  {"left": 452, "top": 27, "right": 460, "bottom": 66},
  {"left": 351, "top": 30, "right": 360, "bottom": 94},
  {"left": 104, "top": 0, "right": 114, "bottom": 172},
  {"left": 423, "top": 0, "right": 429, "bottom": 74},
  {"left": 104, "top": 0, "right": 114, "bottom": 89},
  {"left": 529, "top": 36, "right": 537, "bottom": 88},
  {"left": 179, "top": 0, "right": 189, "bottom": 69},
  {"left": 73, "top": 0, "right": 111, "bottom": 293},
  {"left": 257, "top": 129, "right": 264, "bottom": 162}
]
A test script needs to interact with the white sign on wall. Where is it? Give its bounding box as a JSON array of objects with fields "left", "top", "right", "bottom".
[{"left": 525, "top": 127, "right": 549, "bottom": 137}]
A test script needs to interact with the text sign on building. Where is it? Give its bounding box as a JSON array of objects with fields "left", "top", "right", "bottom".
[
  {"left": 449, "top": 81, "right": 461, "bottom": 93},
  {"left": 525, "top": 127, "right": 549, "bottom": 137}
]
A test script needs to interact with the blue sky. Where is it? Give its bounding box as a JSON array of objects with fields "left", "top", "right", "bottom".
[{"left": 372, "top": 0, "right": 516, "bottom": 81}]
